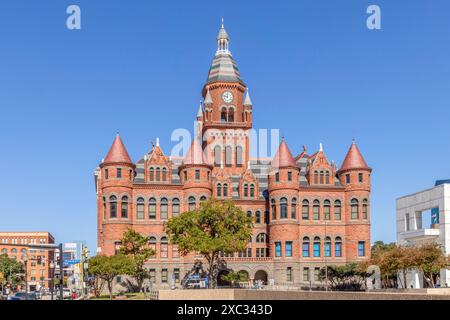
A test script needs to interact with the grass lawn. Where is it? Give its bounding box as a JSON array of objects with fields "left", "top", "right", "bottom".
[{"left": 90, "top": 292, "right": 149, "bottom": 300}]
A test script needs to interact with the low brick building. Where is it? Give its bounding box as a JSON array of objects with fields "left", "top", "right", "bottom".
[
  {"left": 0, "top": 231, "right": 55, "bottom": 290},
  {"left": 94, "top": 22, "right": 372, "bottom": 289}
]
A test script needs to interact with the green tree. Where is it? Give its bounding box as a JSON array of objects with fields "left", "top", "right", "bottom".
[
  {"left": 119, "top": 228, "right": 155, "bottom": 292},
  {"left": 220, "top": 270, "right": 249, "bottom": 287},
  {"left": 415, "top": 242, "right": 449, "bottom": 287},
  {"left": 0, "top": 254, "right": 24, "bottom": 290},
  {"left": 165, "top": 199, "right": 253, "bottom": 288},
  {"left": 88, "top": 255, "right": 135, "bottom": 300}
]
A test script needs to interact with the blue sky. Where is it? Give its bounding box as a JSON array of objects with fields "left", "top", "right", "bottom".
[{"left": 0, "top": 1, "right": 449, "bottom": 252}]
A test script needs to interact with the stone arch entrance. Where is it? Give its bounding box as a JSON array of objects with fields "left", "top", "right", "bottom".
[
  {"left": 254, "top": 270, "right": 268, "bottom": 284},
  {"left": 217, "top": 270, "right": 231, "bottom": 287}
]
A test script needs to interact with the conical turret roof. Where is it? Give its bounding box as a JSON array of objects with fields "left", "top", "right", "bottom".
[
  {"left": 103, "top": 133, "right": 133, "bottom": 165},
  {"left": 271, "top": 139, "right": 297, "bottom": 168},
  {"left": 339, "top": 140, "right": 369, "bottom": 172}
]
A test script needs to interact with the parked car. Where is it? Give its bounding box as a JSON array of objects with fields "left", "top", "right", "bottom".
[
  {"left": 56, "top": 288, "right": 72, "bottom": 300},
  {"left": 9, "top": 292, "right": 37, "bottom": 300}
]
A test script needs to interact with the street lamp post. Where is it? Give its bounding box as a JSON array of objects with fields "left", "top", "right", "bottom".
[
  {"left": 21, "top": 252, "right": 28, "bottom": 300},
  {"left": 50, "top": 261, "right": 55, "bottom": 300}
]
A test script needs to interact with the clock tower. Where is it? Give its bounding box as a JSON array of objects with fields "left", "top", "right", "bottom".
[{"left": 200, "top": 20, "right": 253, "bottom": 175}]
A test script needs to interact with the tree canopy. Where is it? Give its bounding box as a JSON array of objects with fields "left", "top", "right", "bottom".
[{"left": 165, "top": 199, "right": 253, "bottom": 288}]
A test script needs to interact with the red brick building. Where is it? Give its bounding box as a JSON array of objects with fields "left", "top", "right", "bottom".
[
  {"left": 0, "top": 232, "right": 55, "bottom": 290},
  {"left": 94, "top": 23, "right": 371, "bottom": 288}
]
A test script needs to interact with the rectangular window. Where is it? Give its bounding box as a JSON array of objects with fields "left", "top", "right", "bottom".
[
  {"left": 313, "top": 243, "right": 320, "bottom": 257},
  {"left": 121, "top": 202, "right": 128, "bottom": 218},
  {"left": 324, "top": 205, "right": 330, "bottom": 220},
  {"left": 149, "top": 203, "right": 156, "bottom": 219},
  {"left": 172, "top": 204, "right": 180, "bottom": 217},
  {"left": 405, "top": 213, "right": 410, "bottom": 231},
  {"left": 285, "top": 241, "right": 292, "bottom": 257},
  {"left": 291, "top": 204, "right": 296, "bottom": 219},
  {"left": 335, "top": 242, "right": 342, "bottom": 257},
  {"left": 161, "top": 269, "right": 168, "bottom": 283},
  {"left": 302, "top": 243, "right": 309, "bottom": 257},
  {"left": 287, "top": 171, "right": 292, "bottom": 181},
  {"left": 303, "top": 268, "right": 310, "bottom": 282},
  {"left": 286, "top": 267, "right": 293, "bottom": 282},
  {"left": 174, "top": 269, "right": 180, "bottom": 283},
  {"left": 105, "top": 169, "right": 109, "bottom": 179},
  {"left": 314, "top": 268, "right": 320, "bottom": 282},
  {"left": 160, "top": 243, "right": 168, "bottom": 258},
  {"left": 334, "top": 205, "right": 341, "bottom": 220},
  {"left": 358, "top": 173, "right": 363, "bottom": 183},
  {"left": 324, "top": 242, "right": 331, "bottom": 257},
  {"left": 275, "top": 172, "right": 279, "bottom": 182},
  {"left": 275, "top": 242, "right": 282, "bottom": 257},
  {"left": 345, "top": 174, "right": 350, "bottom": 184},
  {"left": 313, "top": 205, "right": 319, "bottom": 220},
  {"left": 149, "top": 269, "right": 156, "bottom": 283},
  {"left": 302, "top": 205, "right": 309, "bottom": 220},
  {"left": 117, "top": 168, "right": 122, "bottom": 178},
  {"left": 160, "top": 204, "right": 168, "bottom": 220},
  {"left": 172, "top": 245, "right": 179, "bottom": 258},
  {"left": 184, "top": 171, "right": 187, "bottom": 180},
  {"left": 358, "top": 241, "right": 365, "bottom": 257},
  {"left": 363, "top": 204, "right": 368, "bottom": 219},
  {"left": 195, "top": 170, "right": 200, "bottom": 180},
  {"left": 137, "top": 204, "right": 144, "bottom": 219}
]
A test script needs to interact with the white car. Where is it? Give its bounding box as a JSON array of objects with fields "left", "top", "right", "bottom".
[{"left": 56, "top": 288, "right": 72, "bottom": 300}]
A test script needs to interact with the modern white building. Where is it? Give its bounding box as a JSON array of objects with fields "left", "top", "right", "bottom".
[{"left": 396, "top": 180, "right": 450, "bottom": 288}]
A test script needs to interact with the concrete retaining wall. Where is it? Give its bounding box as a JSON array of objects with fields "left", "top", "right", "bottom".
[{"left": 158, "top": 289, "right": 450, "bottom": 300}]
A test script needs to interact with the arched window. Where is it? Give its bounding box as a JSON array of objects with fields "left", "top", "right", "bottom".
[
  {"left": 323, "top": 200, "right": 331, "bottom": 220},
  {"left": 362, "top": 199, "right": 368, "bottom": 219},
  {"left": 302, "top": 200, "right": 309, "bottom": 220},
  {"left": 188, "top": 196, "right": 196, "bottom": 211},
  {"left": 109, "top": 195, "right": 117, "bottom": 218},
  {"left": 149, "top": 167, "right": 154, "bottom": 181},
  {"left": 214, "top": 146, "right": 221, "bottom": 166},
  {"left": 255, "top": 211, "right": 261, "bottom": 224},
  {"left": 351, "top": 199, "right": 359, "bottom": 219},
  {"left": 320, "top": 171, "right": 324, "bottom": 184},
  {"left": 160, "top": 198, "right": 168, "bottom": 220},
  {"left": 200, "top": 196, "right": 207, "bottom": 202},
  {"left": 160, "top": 237, "right": 168, "bottom": 258},
  {"left": 291, "top": 198, "right": 297, "bottom": 219},
  {"left": 149, "top": 198, "right": 156, "bottom": 219},
  {"left": 11, "top": 248, "right": 17, "bottom": 254},
  {"left": 302, "top": 237, "right": 310, "bottom": 257},
  {"left": 314, "top": 171, "right": 318, "bottom": 184},
  {"left": 148, "top": 236, "right": 157, "bottom": 255},
  {"left": 313, "top": 237, "right": 321, "bottom": 257},
  {"left": 334, "top": 200, "right": 341, "bottom": 220},
  {"left": 247, "top": 211, "right": 252, "bottom": 219},
  {"left": 236, "top": 146, "right": 243, "bottom": 166},
  {"left": 244, "top": 184, "right": 248, "bottom": 197},
  {"left": 225, "top": 146, "right": 232, "bottom": 166},
  {"left": 250, "top": 184, "right": 255, "bottom": 198},
  {"left": 217, "top": 183, "right": 222, "bottom": 197},
  {"left": 280, "top": 197, "right": 288, "bottom": 219},
  {"left": 172, "top": 198, "right": 180, "bottom": 217},
  {"left": 137, "top": 197, "right": 145, "bottom": 219},
  {"left": 228, "top": 108, "right": 234, "bottom": 122},
  {"left": 313, "top": 199, "right": 320, "bottom": 220},
  {"left": 271, "top": 199, "right": 276, "bottom": 220},
  {"left": 256, "top": 233, "right": 268, "bottom": 243},
  {"left": 1, "top": 248, "right": 7, "bottom": 254},
  {"left": 121, "top": 196, "right": 128, "bottom": 218},
  {"left": 324, "top": 236, "right": 331, "bottom": 257},
  {"left": 223, "top": 184, "right": 228, "bottom": 197},
  {"left": 162, "top": 168, "right": 167, "bottom": 181},
  {"left": 325, "top": 171, "right": 330, "bottom": 184},
  {"left": 221, "top": 107, "right": 227, "bottom": 122},
  {"left": 335, "top": 236, "right": 342, "bottom": 257},
  {"left": 156, "top": 167, "right": 161, "bottom": 182}
]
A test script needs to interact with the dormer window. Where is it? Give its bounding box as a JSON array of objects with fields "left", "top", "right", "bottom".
[
  {"left": 358, "top": 173, "right": 363, "bottom": 183},
  {"left": 195, "top": 170, "right": 200, "bottom": 180},
  {"left": 117, "top": 168, "right": 122, "bottom": 178},
  {"left": 105, "top": 169, "right": 109, "bottom": 179},
  {"left": 287, "top": 171, "right": 292, "bottom": 181},
  {"left": 346, "top": 174, "right": 350, "bottom": 184}
]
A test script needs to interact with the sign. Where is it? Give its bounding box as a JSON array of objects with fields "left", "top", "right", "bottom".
[
  {"left": 431, "top": 207, "right": 439, "bottom": 225},
  {"left": 66, "top": 259, "right": 80, "bottom": 265}
]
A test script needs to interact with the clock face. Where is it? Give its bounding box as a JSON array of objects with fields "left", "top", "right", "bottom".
[{"left": 222, "top": 91, "right": 234, "bottom": 103}]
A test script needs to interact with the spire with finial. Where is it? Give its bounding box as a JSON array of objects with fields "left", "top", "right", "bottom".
[
  {"left": 244, "top": 87, "right": 253, "bottom": 106},
  {"left": 319, "top": 143, "right": 323, "bottom": 152},
  {"left": 197, "top": 100, "right": 203, "bottom": 118},
  {"left": 216, "top": 18, "right": 230, "bottom": 54},
  {"left": 204, "top": 88, "right": 213, "bottom": 105},
  {"left": 102, "top": 133, "right": 133, "bottom": 165}
]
